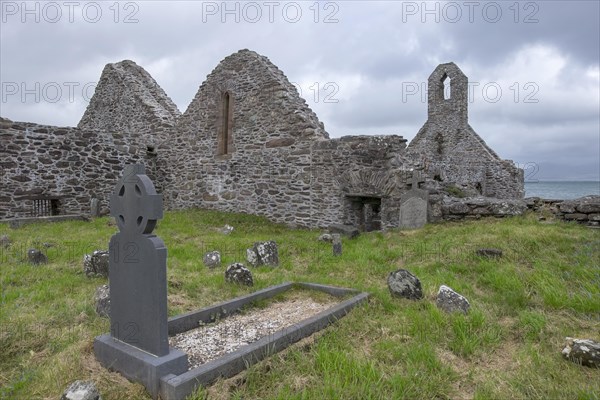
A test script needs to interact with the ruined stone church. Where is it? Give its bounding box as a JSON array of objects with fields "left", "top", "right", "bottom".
[{"left": 0, "top": 49, "right": 524, "bottom": 230}]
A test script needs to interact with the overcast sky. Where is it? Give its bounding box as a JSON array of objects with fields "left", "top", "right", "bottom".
[{"left": 1, "top": 0, "right": 599, "bottom": 181}]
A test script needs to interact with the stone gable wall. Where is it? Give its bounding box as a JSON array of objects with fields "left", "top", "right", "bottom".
[{"left": 78, "top": 60, "right": 181, "bottom": 146}]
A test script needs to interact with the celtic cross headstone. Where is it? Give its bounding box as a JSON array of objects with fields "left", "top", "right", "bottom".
[
  {"left": 107, "top": 164, "right": 168, "bottom": 356},
  {"left": 95, "top": 165, "right": 187, "bottom": 398}
]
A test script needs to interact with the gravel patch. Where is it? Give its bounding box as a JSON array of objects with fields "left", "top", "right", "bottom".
[{"left": 169, "top": 295, "right": 338, "bottom": 369}]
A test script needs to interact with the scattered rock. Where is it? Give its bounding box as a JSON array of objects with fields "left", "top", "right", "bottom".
[
  {"left": 562, "top": 337, "right": 600, "bottom": 368},
  {"left": 246, "top": 241, "right": 279, "bottom": 267},
  {"left": 94, "top": 285, "right": 110, "bottom": 318},
  {"left": 332, "top": 234, "right": 342, "bottom": 256},
  {"left": 225, "top": 263, "right": 253, "bottom": 286},
  {"left": 318, "top": 233, "right": 333, "bottom": 243},
  {"left": 387, "top": 269, "right": 424, "bottom": 300},
  {"left": 60, "top": 380, "right": 102, "bottom": 400},
  {"left": 246, "top": 247, "right": 259, "bottom": 267},
  {"left": 0, "top": 234, "right": 10, "bottom": 248},
  {"left": 476, "top": 248, "right": 503, "bottom": 259},
  {"left": 27, "top": 248, "right": 47, "bottom": 265},
  {"left": 329, "top": 224, "right": 360, "bottom": 239},
  {"left": 42, "top": 242, "right": 55, "bottom": 248},
  {"left": 219, "top": 224, "right": 234, "bottom": 235},
  {"left": 83, "top": 250, "right": 109, "bottom": 277},
  {"left": 436, "top": 285, "right": 470, "bottom": 314},
  {"left": 203, "top": 251, "right": 221, "bottom": 268}
]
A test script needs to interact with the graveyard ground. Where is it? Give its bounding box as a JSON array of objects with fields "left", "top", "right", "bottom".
[{"left": 0, "top": 210, "right": 599, "bottom": 399}]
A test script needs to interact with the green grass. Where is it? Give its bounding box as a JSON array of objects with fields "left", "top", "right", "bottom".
[{"left": 1, "top": 210, "right": 599, "bottom": 399}]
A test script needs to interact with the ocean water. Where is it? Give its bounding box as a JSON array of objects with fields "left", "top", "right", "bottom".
[{"left": 524, "top": 181, "right": 600, "bottom": 200}]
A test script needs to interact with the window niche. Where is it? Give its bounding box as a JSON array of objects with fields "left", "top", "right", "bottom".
[
  {"left": 217, "top": 91, "right": 234, "bottom": 155},
  {"left": 441, "top": 74, "right": 451, "bottom": 100}
]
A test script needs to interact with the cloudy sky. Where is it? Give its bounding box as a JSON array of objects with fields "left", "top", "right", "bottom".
[{"left": 1, "top": 0, "right": 599, "bottom": 181}]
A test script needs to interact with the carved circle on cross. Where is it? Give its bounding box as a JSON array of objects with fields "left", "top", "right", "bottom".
[{"left": 110, "top": 165, "right": 163, "bottom": 235}]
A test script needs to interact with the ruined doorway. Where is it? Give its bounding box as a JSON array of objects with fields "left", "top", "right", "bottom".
[{"left": 346, "top": 196, "right": 382, "bottom": 232}]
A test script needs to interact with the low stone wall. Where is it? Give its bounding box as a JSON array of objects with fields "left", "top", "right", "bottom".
[
  {"left": 526, "top": 196, "right": 600, "bottom": 226},
  {"left": 0, "top": 118, "right": 157, "bottom": 219},
  {"left": 428, "top": 195, "right": 527, "bottom": 222}
]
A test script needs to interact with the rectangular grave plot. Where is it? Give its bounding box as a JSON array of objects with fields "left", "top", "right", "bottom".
[{"left": 160, "top": 282, "right": 368, "bottom": 400}]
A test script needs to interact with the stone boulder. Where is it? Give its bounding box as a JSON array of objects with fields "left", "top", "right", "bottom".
[
  {"left": 94, "top": 285, "right": 110, "bottom": 318},
  {"left": 61, "top": 380, "right": 102, "bottom": 400},
  {"left": 225, "top": 263, "right": 253, "bottom": 286},
  {"left": 436, "top": 285, "right": 470, "bottom": 314},
  {"left": 219, "top": 224, "right": 234, "bottom": 235},
  {"left": 387, "top": 269, "right": 424, "bottom": 300},
  {"left": 83, "top": 250, "right": 109, "bottom": 277},
  {"left": 246, "top": 241, "right": 279, "bottom": 267},
  {"left": 27, "top": 248, "right": 47, "bottom": 265},
  {"left": 562, "top": 337, "right": 600, "bottom": 368},
  {"left": 203, "top": 251, "right": 221, "bottom": 268},
  {"left": 0, "top": 234, "right": 10, "bottom": 248},
  {"left": 476, "top": 248, "right": 503, "bottom": 259},
  {"left": 329, "top": 224, "right": 360, "bottom": 239}
]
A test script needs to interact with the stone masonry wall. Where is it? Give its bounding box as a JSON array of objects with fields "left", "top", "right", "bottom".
[
  {"left": 407, "top": 63, "right": 524, "bottom": 199},
  {"left": 78, "top": 60, "right": 181, "bottom": 146},
  {"left": 0, "top": 117, "right": 159, "bottom": 219},
  {"left": 164, "top": 49, "right": 330, "bottom": 227}
]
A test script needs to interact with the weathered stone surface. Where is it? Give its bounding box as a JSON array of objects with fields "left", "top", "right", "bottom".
[
  {"left": 332, "top": 234, "right": 342, "bottom": 256},
  {"left": 27, "top": 248, "right": 47, "bottom": 265},
  {"left": 90, "top": 197, "right": 100, "bottom": 217},
  {"left": 436, "top": 285, "right": 470, "bottom": 314},
  {"left": 564, "top": 213, "right": 588, "bottom": 221},
  {"left": 94, "top": 284, "right": 110, "bottom": 318},
  {"left": 60, "top": 380, "right": 102, "bottom": 400},
  {"left": 318, "top": 233, "right": 333, "bottom": 243},
  {"left": 83, "top": 250, "right": 109, "bottom": 277},
  {"left": 329, "top": 224, "right": 360, "bottom": 239},
  {"left": 246, "top": 241, "right": 279, "bottom": 267},
  {"left": 219, "top": 224, "right": 234, "bottom": 235},
  {"left": 562, "top": 337, "right": 600, "bottom": 368},
  {"left": 0, "top": 234, "right": 10, "bottom": 248},
  {"left": 441, "top": 197, "right": 527, "bottom": 220},
  {"left": 225, "top": 263, "right": 253, "bottom": 286},
  {"left": 476, "top": 248, "right": 503, "bottom": 258},
  {"left": 246, "top": 248, "right": 259, "bottom": 267},
  {"left": 387, "top": 269, "right": 424, "bottom": 300},
  {"left": 203, "top": 251, "right": 221, "bottom": 268}
]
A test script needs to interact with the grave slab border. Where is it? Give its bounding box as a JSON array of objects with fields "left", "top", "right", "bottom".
[{"left": 160, "top": 282, "right": 369, "bottom": 400}]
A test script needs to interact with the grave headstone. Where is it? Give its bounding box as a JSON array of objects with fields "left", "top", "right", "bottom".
[
  {"left": 203, "top": 250, "right": 221, "bottom": 268},
  {"left": 399, "top": 170, "right": 428, "bottom": 229},
  {"left": 94, "top": 164, "right": 187, "bottom": 399},
  {"left": 28, "top": 248, "right": 48, "bottom": 265},
  {"left": 332, "top": 234, "right": 342, "bottom": 256},
  {"left": 90, "top": 197, "right": 100, "bottom": 218},
  {"left": 225, "top": 263, "right": 254, "bottom": 286}
]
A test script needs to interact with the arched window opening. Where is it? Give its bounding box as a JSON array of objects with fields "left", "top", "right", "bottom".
[{"left": 442, "top": 75, "right": 451, "bottom": 100}]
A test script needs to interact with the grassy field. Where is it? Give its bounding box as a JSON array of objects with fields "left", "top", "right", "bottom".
[{"left": 1, "top": 210, "right": 599, "bottom": 399}]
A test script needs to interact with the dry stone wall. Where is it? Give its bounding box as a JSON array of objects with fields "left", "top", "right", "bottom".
[{"left": 0, "top": 117, "right": 159, "bottom": 219}]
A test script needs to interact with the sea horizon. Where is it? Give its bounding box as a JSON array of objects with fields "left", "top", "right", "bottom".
[{"left": 524, "top": 180, "right": 600, "bottom": 200}]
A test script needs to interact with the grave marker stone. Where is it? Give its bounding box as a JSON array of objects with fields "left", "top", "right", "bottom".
[
  {"left": 94, "top": 164, "right": 187, "bottom": 399},
  {"left": 399, "top": 170, "right": 429, "bottom": 229}
]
